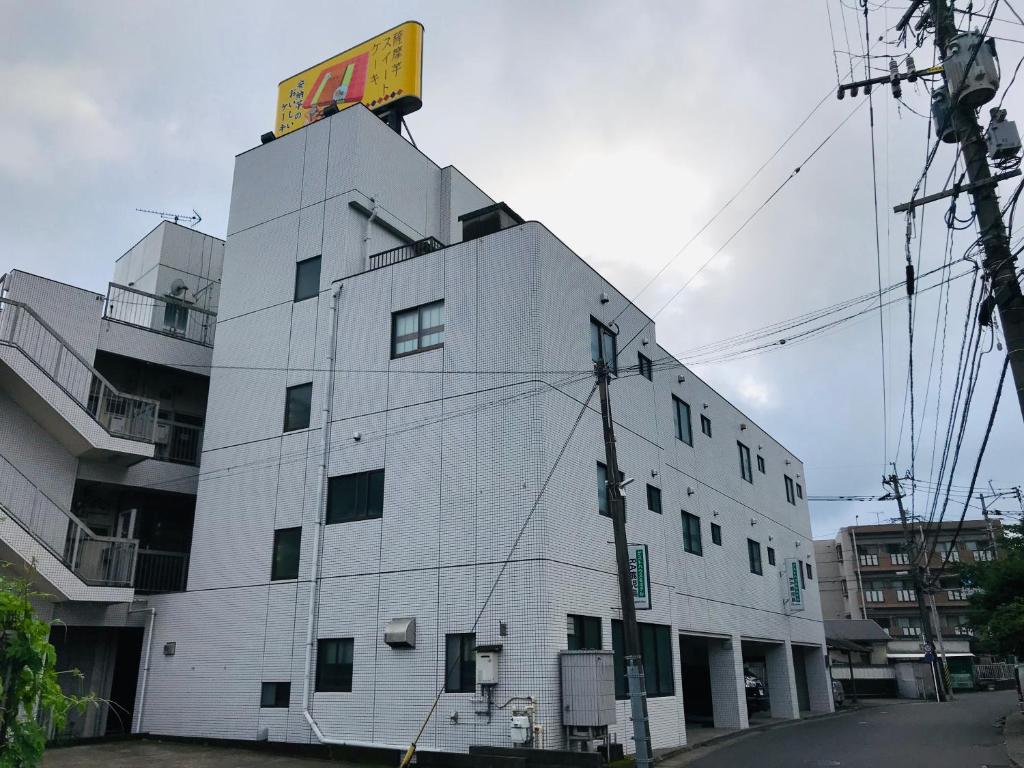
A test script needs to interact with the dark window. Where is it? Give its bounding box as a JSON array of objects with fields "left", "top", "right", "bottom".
[
  {"left": 836, "top": 544, "right": 844, "bottom": 562},
  {"left": 315, "top": 638, "right": 353, "bottom": 692},
  {"left": 673, "top": 397, "right": 693, "bottom": 445},
  {"left": 283, "top": 382, "right": 312, "bottom": 432},
  {"left": 799, "top": 562, "right": 806, "bottom": 590},
  {"left": 784, "top": 475, "right": 796, "bottom": 504},
  {"left": 445, "top": 633, "right": 476, "bottom": 693},
  {"left": 757, "top": 455, "right": 765, "bottom": 474},
  {"left": 796, "top": 482, "right": 803, "bottom": 499},
  {"left": 596, "top": 462, "right": 623, "bottom": 518},
  {"left": 738, "top": 442, "right": 753, "bottom": 483},
  {"left": 590, "top": 318, "right": 617, "bottom": 375},
  {"left": 392, "top": 300, "right": 445, "bottom": 358},
  {"left": 638, "top": 352, "right": 653, "bottom": 381},
  {"left": 271, "top": 527, "right": 300, "bottom": 580},
  {"left": 681, "top": 511, "right": 703, "bottom": 556},
  {"left": 260, "top": 682, "right": 290, "bottom": 708},
  {"left": 711, "top": 522, "right": 722, "bottom": 545},
  {"left": 700, "top": 414, "right": 712, "bottom": 437},
  {"left": 568, "top": 615, "right": 602, "bottom": 650},
  {"left": 612, "top": 621, "right": 673, "bottom": 699},
  {"left": 767, "top": 546, "right": 776, "bottom": 566},
  {"left": 327, "top": 469, "right": 385, "bottom": 524},
  {"left": 163, "top": 303, "right": 188, "bottom": 333},
  {"left": 748, "top": 539, "right": 763, "bottom": 575},
  {"left": 294, "top": 255, "right": 322, "bottom": 302},
  {"left": 806, "top": 561, "right": 813, "bottom": 580},
  {"left": 646, "top": 484, "right": 662, "bottom": 514}
]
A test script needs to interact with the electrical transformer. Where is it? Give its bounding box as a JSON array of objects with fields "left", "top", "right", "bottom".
[
  {"left": 986, "top": 107, "right": 1022, "bottom": 162},
  {"left": 944, "top": 31, "right": 1000, "bottom": 108},
  {"left": 931, "top": 86, "right": 958, "bottom": 144}
]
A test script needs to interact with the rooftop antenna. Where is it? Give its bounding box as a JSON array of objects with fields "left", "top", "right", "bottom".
[{"left": 136, "top": 208, "right": 202, "bottom": 228}]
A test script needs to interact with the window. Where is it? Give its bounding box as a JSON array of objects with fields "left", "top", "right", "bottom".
[
  {"left": 392, "top": 300, "right": 445, "bottom": 358},
  {"left": 294, "top": 255, "right": 321, "bottom": 302},
  {"left": 748, "top": 539, "right": 763, "bottom": 575},
  {"left": 596, "top": 462, "right": 623, "bottom": 518},
  {"left": 260, "top": 682, "right": 290, "bottom": 708},
  {"left": 738, "top": 442, "right": 753, "bottom": 483},
  {"left": 767, "top": 546, "right": 776, "bottom": 566},
  {"left": 805, "top": 561, "right": 813, "bottom": 580},
  {"left": 673, "top": 397, "right": 693, "bottom": 445},
  {"left": 590, "top": 318, "right": 617, "bottom": 374},
  {"left": 756, "top": 455, "right": 765, "bottom": 474},
  {"left": 271, "top": 527, "right": 301, "bottom": 581},
  {"left": 796, "top": 482, "right": 803, "bottom": 500},
  {"left": 163, "top": 302, "right": 188, "bottom": 334},
  {"left": 612, "top": 621, "right": 673, "bottom": 699},
  {"left": 799, "top": 562, "right": 806, "bottom": 589},
  {"left": 567, "top": 614, "right": 602, "bottom": 650},
  {"left": 836, "top": 543, "right": 844, "bottom": 562},
  {"left": 327, "top": 469, "right": 385, "bottom": 524},
  {"left": 445, "top": 633, "right": 476, "bottom": 693},
  {"left": 315, "top": 638, "right": 353, "bottom": 692},
  {"left": 638, "top": 352, "right": 653, "bottom": 380},
  {"left": 283, "top": 382, "right": 312, "bottom": 432},
  {"left": 700, "top": 414, "right": 712, "bottom": 437},
  {"left": 711, "top": 522, "right": 722, "bottom": 545},
  {"left": 681, "top": 511, "right": 703, "bottom": 556},
  {"left": 784, "top": 475, "right": 796, "bottom": 505},
  {"left": 646, "top": 484, "right": 662, "bottom": 514}
]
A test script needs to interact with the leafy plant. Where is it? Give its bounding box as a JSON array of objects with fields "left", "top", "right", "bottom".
[
  {"left": 957, "top": 523, "right": 1024, "bottom": 656},
  {"left": 0, "top": 573, "right": 89, "bottom": 767}
]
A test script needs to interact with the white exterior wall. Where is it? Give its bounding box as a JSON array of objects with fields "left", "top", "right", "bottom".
[{"left": 138, "top": 105, "right": 829, "bottom": 754}]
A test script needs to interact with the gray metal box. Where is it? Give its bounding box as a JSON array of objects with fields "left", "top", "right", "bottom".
[{"left": 559, "top": 650, "right": 617, "bottom": 727}]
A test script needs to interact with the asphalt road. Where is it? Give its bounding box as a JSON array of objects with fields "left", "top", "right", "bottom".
[{"left": 680, "top": 690, "right": 1016, "bottom": 768}]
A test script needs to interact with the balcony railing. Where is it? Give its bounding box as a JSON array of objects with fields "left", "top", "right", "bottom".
[
  {"left": 152, "top": 420, "right": 203, "bottom": 466},
  {"left": 864, "top": 590, "right": 885, "bottom": 602},
  {"left": 368, "top": 236, "right": 445, "bottom": 271},
  {"left": 947, "top": 589, "right": 966, "bottom": 601},
  {"left": 940, "top": 549, "right": 961, "bottom": 563},
  {"left": 972, "top": 550, "right": 994, "bottom": 561},
  {"left": 898, "top": 626, "right": 922, "bottom": 636},
  {"left": 0, "top": 295, "right": 158, "bottom": 442},
  {"left": 103, "top": 283, "right": 217, "bottom": 347},
  {"left": 890, "top": 553, "right": 910, "bottom": 565},
  {"left": 952, "top": 625, "right": 975, "bottom": 636},
  {"left": 0, "top": 452, "right": 136, "bottom": 587},
  {"left": 896, "top": 589, "right": 917, "bottom": 602},
  {"left": 134, "top": 549, "right": 189, "bottom": 593}
]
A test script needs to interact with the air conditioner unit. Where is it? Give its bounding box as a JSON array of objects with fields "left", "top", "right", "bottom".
[
  {"left": 107, "top": 415, "right": 127, "bottom": 435},
  {"left": 154, "top": 423, "right": 171, "bottom": 444}
]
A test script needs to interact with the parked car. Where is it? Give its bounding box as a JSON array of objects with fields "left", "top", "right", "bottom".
[
  {"left": 744, "top": 668, "right": 769, "bottom": 714},
  {"left": 832, "top": 679, "right": 846, "bottom": 708}
]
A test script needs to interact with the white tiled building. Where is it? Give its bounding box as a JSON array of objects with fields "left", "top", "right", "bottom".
[{"left": 3, "top": 103, "right": 830, "bottom": 755}]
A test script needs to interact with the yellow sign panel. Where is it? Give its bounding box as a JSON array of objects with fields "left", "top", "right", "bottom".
[{"left": 275, "top": 21, "right": 424, "bottom": 138}]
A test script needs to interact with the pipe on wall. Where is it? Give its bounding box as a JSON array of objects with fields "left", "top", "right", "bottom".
[{"left": 127, "top": 606, "right": 156, "bottom": 733}]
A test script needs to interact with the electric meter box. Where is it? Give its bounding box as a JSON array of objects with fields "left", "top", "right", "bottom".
[
  {"left": 986, "top": 109, "right": 1022, "bottom": 161},
  {"left": 509, "top": 715, "right": 531, "bottom": 744},
  {"left": 476, "top": 644, "right": 502, "bottom": 686},
  {"left": 559, "top": 650, "right": 616, "bottom": 727},
  {"left": 944, "top": 31, "right": 1000, "bottom": 109}
]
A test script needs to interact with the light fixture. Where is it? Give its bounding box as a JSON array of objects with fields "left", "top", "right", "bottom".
[
  {"left": 713, "top": 510, "right": 720, "bottom": 517},
  {"left": 600, "top": 292, "right": 610, "bottom": 304},
  {"left": 750, "top": 518, "right": 758, "bottom": 526},
  {"left": 642, "top": 337, "right": 649, "bottom": 346},
  {"left": 651, "top": 469, "right": 658, "bottom": 477},
  {"left": 678, "top": 375, "right": 686, "bottom": 383},
  {"left": 740, "top": 423, "right": 747, "bottom": 430},
  {"left": 687, "top": 487, "right": 695, "bottom": 496},
  {"left": 260, "top": 131, "right": 276, "bottom": 144},
  {"left": 353, "top": 431, "right": 362, "bottom": 441},
  {"left": 322, "top": 102, "right": 341, "bottom": 117}
]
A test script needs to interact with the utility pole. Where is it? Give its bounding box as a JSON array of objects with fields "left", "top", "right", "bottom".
[
  {"left": 979, "top": 493, "right": 998, "bottom": 553},
  {"left": 885, "top": 473, "right": 948, "bottom": 701},
  {"left": 929, "top": 0, "right": 1024, "bottom": 422},
  {"left": 595, "top": 361, "right": 653, "bottom": 767}
]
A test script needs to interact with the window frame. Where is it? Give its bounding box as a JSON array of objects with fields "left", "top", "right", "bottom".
[
  {"left": 700, "top": 414, "right": 712, "bottom": 437},
  {"left": 612, "top": 621, "right": 674, "bottom": 699},
  {"left": 756, "top": 455, "right": 766, "bottom": 474},
  {"left": 315, "top": 638, "right": 354, "bottom": 693},
  {"left": 748, "top": 538, "right": 763, "bottom": 575},
  {"left": 767, "top": 546, "right": 776, "bottom": 566},
  {"left": 796, "top": 481, "right": 803, "bottom": 499},
  {"left": 326, "top": 469, "right": 385, "bottom": 524},
  {"left": 567, "top": 614, "right": 602, "bottom": 650},
  {"left": 271, "top": 527, "right": 301, "bottom": 581},
  {"left": 293, "top": 255, "right": 322, "bottom": 302},
  {"left": 646, "top": 484, "right": 662, "bottom": 514},
  {"left": 260, "top": 681, "right": 291, "bottom": 708},
  {"left": 283, "top": 382, "right": 313, "bottom": 432},
  {"left": 444, "top": 632, "right": 477, "bottom": 693},
  {"left": 681, "top": 511, "right": 703, "bottom": 556},
  {"left": 711, "top": 522, "right": 722, "bottom": 546},
  {"left": 784, "top": 475, "right": 796, "bottom": 505},
  {"left": 590, "top": 318, "right": 618, "bottom": 375},
  {"left": 738, "top": 442, "right": 753, "bottom": 483},
  {"left": 673, "top": 396, "right": 693, "bottom": 446},
  {"left": 391, "top": 300, "right": 445, "bottom": 359},
  {"left": 638, "top": 352, "right": 653, "bottom": 381},
  {"left": 805, "top": 561, "right": 813, "bottom": 580}
]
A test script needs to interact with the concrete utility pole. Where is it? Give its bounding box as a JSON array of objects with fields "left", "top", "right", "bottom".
[
  {"left": 929, "top": 0, "right": 1024, "bottom": 422},
  {"left": 884, "top": 473, "right": 948, "bottom": 701},
  {"left": 595, "top": 361, "right": 653, "bottom": 768}
]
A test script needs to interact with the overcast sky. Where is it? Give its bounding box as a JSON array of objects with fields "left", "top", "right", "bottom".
[{"left": 2, "top": 1, "right": 1021, "bottom": 538}]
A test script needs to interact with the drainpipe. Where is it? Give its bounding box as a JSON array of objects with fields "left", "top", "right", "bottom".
[
  {"left": 299, "top": 284, "right": 406, "bottom": 753},
  {"left": 127, "top": 606, "right": 156, "bottom": 733},
  {"left": 362, "top": 196, "right": 379, "bottom": 269},
  {"left": 849, "top": 528, "right": 868, "bottom": 620}
]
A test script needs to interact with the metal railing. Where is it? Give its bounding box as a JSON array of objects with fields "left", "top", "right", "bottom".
[
  {"left": 864, "top": 589, "right": 885, "bottom": 602},
  {"left": 952, "top": 625, "right": 975, "bottom": 636},
  {"left": 0, "top": 452, "right": 137, "bottom": 587},
  {"left": 972, "top": 549, "right": 994, "bottom": 561},
  {"left": 898, "top": 626, "right": 922, "bottom": 636},
  {"left": 859, "top": 554, "right": 879, "bottom": 566},
  {"left": 890, "top": 553, "right": 910, "bottom": 565},
  {"left": 153, "top": 420, "right": 203, "bottom": 466},
  {"left": 133, "top": 549, "right": 189, "bottom": 593},
  {"left": 976, "top": 662, "right": 1014, "bottom": 680},
  {"left": 0, "top": 296, "right": 158, "bottom": 442},
  {"left": 896, "top": 589, "right": 917, "bottom": 602},
  {"left": 369, "top": 236, "right": 445, "bottom": 270},
  {"left": 947, "top": 589, "right": 966, "bottom": 601},
  {"left": 104, "top": 282, "right": 217, "bottom": 347}
]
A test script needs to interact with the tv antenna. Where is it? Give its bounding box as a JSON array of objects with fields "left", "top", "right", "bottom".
[{"left": 136, "top": 207, "right": 202, "bottom": 228}]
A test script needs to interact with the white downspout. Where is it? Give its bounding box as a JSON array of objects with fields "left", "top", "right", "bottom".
[
  {"left": 362, "top": 196, "right": 379, "bottom": 269},
  {"left": 299, "top": 283, "right": 406, "bottom": 752},
  {"left": 128, "top": 606, "right": 155, "bottom": 733}
]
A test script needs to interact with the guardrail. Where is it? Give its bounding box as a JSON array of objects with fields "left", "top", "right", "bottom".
[
  {"left": 104, "top": 282, "right": 216, "bottom": 347},
  {"left": 134, "top": 549, "right": 189, "bottom": 593},
  {"left": 0, "top": 452, "right": 137, "bottom": 587},
  {"left": 0, "top": 296, "right": 159, "bottom": 442},
  {"left": 369, "top": 236, "right": 445, "bottom": 270},
  {"left": 153, "top": 420, "right": 203, "bottom": 466}
]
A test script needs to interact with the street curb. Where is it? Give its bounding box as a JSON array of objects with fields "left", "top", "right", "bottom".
[{"left": 1005, "top": 709, "right": 1024, "bottom": 768}]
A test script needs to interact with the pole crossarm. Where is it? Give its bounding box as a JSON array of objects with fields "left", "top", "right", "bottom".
[{"left": 893, "top": 170, "right": 1022, "bottom": 213}]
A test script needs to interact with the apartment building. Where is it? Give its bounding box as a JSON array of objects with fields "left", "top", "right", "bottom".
[{"left": 0, "top": 221, "right": 223, "bottom": 737}]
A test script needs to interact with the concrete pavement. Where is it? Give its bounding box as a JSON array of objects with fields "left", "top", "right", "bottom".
[{"left": 666, "top": 690, "right": 1016, "bottom": 768}]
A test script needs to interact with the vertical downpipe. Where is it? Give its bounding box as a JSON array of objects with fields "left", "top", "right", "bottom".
[{"left": 362, "top": 197, "right": 379, "bottom": 270}]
